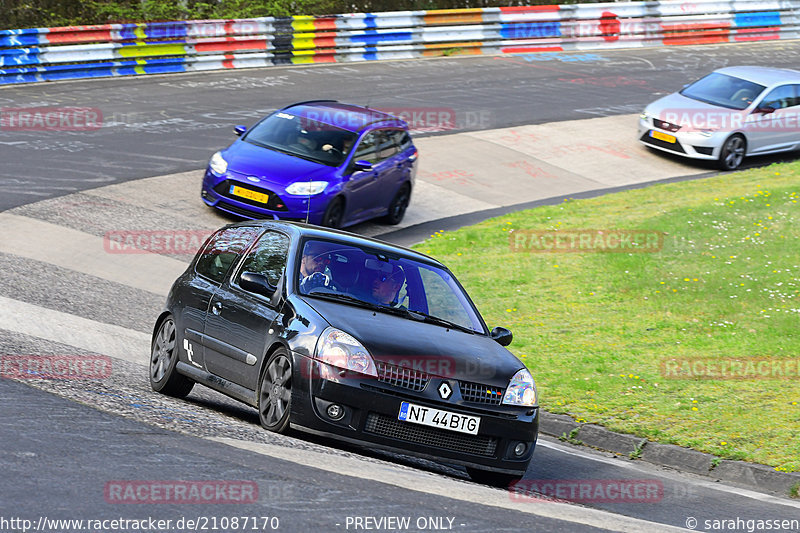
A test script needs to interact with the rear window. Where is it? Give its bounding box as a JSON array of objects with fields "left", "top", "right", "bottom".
[{"left": 195, "top": 226, "right": 260, "bottom": 284}]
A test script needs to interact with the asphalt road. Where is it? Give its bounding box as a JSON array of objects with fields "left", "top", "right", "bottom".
[
  {"left": 2, "top": 40, "right": 800, "bottom": 211},
  {"left": 3, "top": 42, "right": 800, "bottom": 533}
]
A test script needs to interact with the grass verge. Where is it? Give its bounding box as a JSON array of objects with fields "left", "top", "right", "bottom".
[{"left": 414, "top": 161, "right": 800, "bottom": 472}]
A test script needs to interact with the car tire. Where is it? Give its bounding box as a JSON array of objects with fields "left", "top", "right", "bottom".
[
  {"left": 718, "top": 134, "right": 746, "bottom": 171},
  {"left": 258, "top": 349, "right": 293, "bottom": 433},
  {"left": 383, "top": 184, "right": 410, "bottom": 225},
  {"left": 322, "top": 198, "right": 344, "bottom": 228},
  {"left": 149, "top": 315, "right": 194, "bottom": 397},
  {"left": 466, "top": 467, "right": 522, "bottom": 488}
]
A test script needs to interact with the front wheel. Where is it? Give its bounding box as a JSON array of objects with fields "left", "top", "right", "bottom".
[
  {"left": 149, "top": 316, "right": 194, "bottom": 397},
  {"left": 258, "top": 350, "right": 293, "bottom": 433},
  {"left": 322, "top": 198, "right": 344, "bottom": 228},
  {"left": 718, "top": 134, "right": 746, "bottom": 171},
  {"left": 383, "top": 184, "right": 410, "bottom": 225}
]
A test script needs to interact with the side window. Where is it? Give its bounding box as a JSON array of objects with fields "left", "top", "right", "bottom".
[
  {"left": 236, "top": 231, "right": 290, "bottom": 288},
  {"left": 393, "top": 129, "right": 412, "bottom": 152},
  {"left": 195, "top": 226, "right": 259, "bottom": 284},
  {"left": 352, "top": 131, "right": 378, "bottom": 164},
  {"left": 759, "top": 85, "right": 796, "bottom": 110},
  {"left": 375, "top": 129, "right": 399, "bottom": 162}
]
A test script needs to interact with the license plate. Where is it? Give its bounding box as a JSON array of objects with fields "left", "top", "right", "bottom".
[
  {"left": 650, "top": 130, "right": 677, "bottom": 143},
  {"left": 398, "top": 402, "right": 480, "bottom": 435},
  {"left": 230, "top": 185, "right": 269, "bottom": 204}
]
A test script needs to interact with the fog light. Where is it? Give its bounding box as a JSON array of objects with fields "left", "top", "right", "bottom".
[
  {"left": 326, "top": 404, "right": 345, "bottom": 420},
  {"left": 513, "top": 442, "right": 527, "bottom": 456}
]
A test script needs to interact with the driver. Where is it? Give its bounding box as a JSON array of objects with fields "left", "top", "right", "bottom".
[
  {"left": 368, "top": 265, "right": 405, "bottom": 307},
  {"left": 299, "top": 241, "right": 333, "bottom": 292}
]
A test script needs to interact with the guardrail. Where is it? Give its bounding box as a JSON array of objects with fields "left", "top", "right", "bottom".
[{"left": 1, "top": 0, "right": 798, "bottom": 85}]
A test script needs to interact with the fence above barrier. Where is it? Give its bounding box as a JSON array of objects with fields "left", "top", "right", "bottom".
[{"left": 1, "top": 0, "right": 799, "bottom": 84}]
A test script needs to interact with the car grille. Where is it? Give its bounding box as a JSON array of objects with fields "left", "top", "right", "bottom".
[
  {"left": 364, "top": 412, "right": 498, "bottom": 457},
  {"left": 376, "top": 361, "right": 429, "bottom": 392},
  {"left": 459, "top": 381, "right": 504, "bottom": 405},
  {"left": 213, "top": 180, "right": 288, "bottom": 211},
  {"left": 640, "top": 133, "right": 686, "bottom": 154},
  {"left": 654, "top": 118, "right": 681, "bottom": 132}
]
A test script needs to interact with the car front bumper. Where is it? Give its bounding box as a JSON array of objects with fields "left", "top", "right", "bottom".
[
  {"left": 637, "top": 117, "right": 728, "bottom": 161},
  {"left": 201, "top": 169, "right": 327, "bottom": 224},
  {"left": 290, "top": 353, "right": 538, "bottom": 475}
]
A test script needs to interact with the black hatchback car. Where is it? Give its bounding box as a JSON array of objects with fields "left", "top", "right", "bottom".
[{"left": 150, "top": 221, "right": 538, "bottom": 484}]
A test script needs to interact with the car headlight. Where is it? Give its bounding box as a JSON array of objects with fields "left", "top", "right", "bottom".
[
  {"left": 286, "top": 181, "right": 328, "bottom": 196},
  {"left": 502, "top": 368, "right": 537, "bottom": 406},
  {"left": 639, "top": 111, "right": 650, "bottom": 121},
  {"left": 209, "top": 151, "right": 228, "bottom": 176},
  {"left": 316, "top": 327, "right": 377, "bottom": 377}
]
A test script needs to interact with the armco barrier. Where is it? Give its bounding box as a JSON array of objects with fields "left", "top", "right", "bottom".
[{"left": 1, "top": 0, "right": 799, "bottom": 85}]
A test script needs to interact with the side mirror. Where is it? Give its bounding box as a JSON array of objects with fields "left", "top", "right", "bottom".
[
  {"left": 234, "top": 125, "right": 247, "bottom": 136},
  {"left": 353, "top": 160, "right": 373, "bottom": 172},
  {"left": 754, "top": 107, "right": 775, "bottom": 115},
  {"left": 490, "top": 326, "right": 513, "bottom": 347},
  {"left": 240, "top": 271, "right": 276, "bottom": 298}
]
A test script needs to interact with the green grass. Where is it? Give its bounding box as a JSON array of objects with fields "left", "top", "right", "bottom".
[{"left": 414, "top": 161, "right": 800, "bottom": 472}]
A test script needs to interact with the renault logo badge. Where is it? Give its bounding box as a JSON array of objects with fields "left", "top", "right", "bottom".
[{"left": 438, "top": 382, "right": 452, "bottom": 400}]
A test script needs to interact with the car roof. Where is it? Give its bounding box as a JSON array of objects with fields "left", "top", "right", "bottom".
[
  {"left": 281, "top": 100, "right": 409, "bottom": 133},
  {"left": 227, "top": 220, "right": 441, "bottom": 265},
  {"left": 714, "top": 66, "right": 800, "bottom": 87}
]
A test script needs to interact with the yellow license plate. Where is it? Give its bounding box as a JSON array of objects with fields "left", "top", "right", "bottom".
[
  {"left": 650, "top": 130, "right": 677, "bottom": 143},
  {"left": 230, "top": 185, "right": 269, "bottom": 204}
]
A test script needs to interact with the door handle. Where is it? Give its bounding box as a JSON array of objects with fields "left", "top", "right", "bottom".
[{"left": 211, "top": 301, "right": 222, "bottom": 315}]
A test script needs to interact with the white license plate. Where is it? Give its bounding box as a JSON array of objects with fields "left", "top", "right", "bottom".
[{"left": 398, "top": 402, "right": 480, "bottom": 435}]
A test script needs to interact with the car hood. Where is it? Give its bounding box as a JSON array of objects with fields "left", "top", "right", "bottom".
[
  {"left": 223, "top": 140, "right": 332, "bottom": 186},
  {"left": 302, "top": 297, "right": 526, "bottom": 388},
  {"left": 645, "top": 92, "right": 748, "bottom": 129}
]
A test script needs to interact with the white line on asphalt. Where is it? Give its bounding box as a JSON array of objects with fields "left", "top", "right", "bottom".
[
  {"left": 0, "top": 213, "right": 186, "bottom": 296},
  {"left": 212, "top": 437, "right": 689, "bottom": 533},
  {"left": 0, "top": 296, "right": 150, "bottom": 366},
  {"left": 536, "top": 438, "right": 800, "bottom": 509}
]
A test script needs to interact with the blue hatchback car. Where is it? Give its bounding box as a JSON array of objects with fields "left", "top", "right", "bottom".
[{"left": 201, "top": 100, "right": 418, "bottom": 228}]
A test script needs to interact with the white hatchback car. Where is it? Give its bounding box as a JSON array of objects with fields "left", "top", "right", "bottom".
[{"left": 638, "top": 66, "right": 800, "bottom": 170}]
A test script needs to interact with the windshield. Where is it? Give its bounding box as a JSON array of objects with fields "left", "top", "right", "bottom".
[
  {"left": 244, "top": 111, "right": 358, "bottom": 166},
  {"left": 679, "top": 72, "right": 766, "bottom": 110},
  {"left": 296, "top": 239, "right": 486, "bottom": 334}
]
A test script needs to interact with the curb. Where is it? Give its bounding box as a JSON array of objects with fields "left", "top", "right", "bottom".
[{"left": 539, "top": 411, "right": 800, "bottom": 499}]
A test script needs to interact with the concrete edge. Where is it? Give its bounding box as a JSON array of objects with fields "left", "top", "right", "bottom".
[{"left": 538, "top": 411, "right": 800, "bottom": 499}]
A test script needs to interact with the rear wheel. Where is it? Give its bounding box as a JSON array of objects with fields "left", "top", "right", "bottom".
[
  {"left": 258, "top": 349, "right": 292, "bottom": 433},
  {"left": 322, "top": 198, "right": 344, "bottom": 228},
  {"left": 149, "top": 316, "right": 194, "bottom": 397},
  {"left": 383, "top": 184, "right": 410, "bottom": 225},
  {"left": 718, "top": 134, "right": 746, "bottom": 170}
]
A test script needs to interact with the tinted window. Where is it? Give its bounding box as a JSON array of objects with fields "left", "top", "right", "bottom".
[
  {"left": 680, "top": 72, "right": 766, "bottom": 110},
  {"left": 392, "top": 129, "right": 413, "bottom": 151},
  {"left": 352, "top": 131, "right": 378, "bottom": 164},
  {"left": 759, "top": 85, "right": 799, "bottom": 110},
  {"left": 237, "top": 231, "right": 290, "bottom": 287},
  {"left": 195, "top": 226, "right": 259, "bottom": 284},
  {"left": 375, "top": 129, "right": 399, "bottom": 161}
]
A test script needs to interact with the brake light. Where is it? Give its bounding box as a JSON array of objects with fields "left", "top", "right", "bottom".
[{"left": 408, "top": 150, "right": 418, "bottom": 162}]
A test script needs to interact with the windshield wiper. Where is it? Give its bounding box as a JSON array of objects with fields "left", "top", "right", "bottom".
[
  {"left": 306, "top": 290, "right": 380, "bottom": 310},
  {"left": 403, "top": 309, "right": 476, "bottom": 334}
]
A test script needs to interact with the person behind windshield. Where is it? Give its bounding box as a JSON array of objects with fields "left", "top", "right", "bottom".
[
  {"left": 367, "top": 265, "right": 405, "bottom": 307},
  {"left": 299, "top": 241, "right": 333, "bottom": 292}
]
